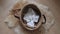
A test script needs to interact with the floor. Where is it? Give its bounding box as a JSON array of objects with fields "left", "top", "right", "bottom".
[{"left": 0, "top": 0, "right": 60, "bottom": 34}]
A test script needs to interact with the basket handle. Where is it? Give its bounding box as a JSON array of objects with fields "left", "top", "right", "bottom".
[
  {"left": 42, "top": 15, "right": 46, "bottom": 24},
  {"left": 14, "top": 9, "right": 21, "bottom": 19}
]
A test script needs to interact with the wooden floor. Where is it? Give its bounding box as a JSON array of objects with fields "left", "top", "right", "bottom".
[{"left": 0, "top": 0, "right": 60, "bottom": 34}]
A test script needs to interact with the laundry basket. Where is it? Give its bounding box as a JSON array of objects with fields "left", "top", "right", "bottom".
[{"left": 20, "top": 4, "right": 43, "bottom": 30}]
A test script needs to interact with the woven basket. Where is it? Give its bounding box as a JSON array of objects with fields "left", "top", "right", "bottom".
[{"left": 20, "top": 4, "right": 43, "bottom": 30}]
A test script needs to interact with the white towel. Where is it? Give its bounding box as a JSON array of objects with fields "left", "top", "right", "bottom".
[{"left": 23, "top": 8, "right": 39, "bottom": 28}]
